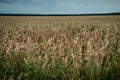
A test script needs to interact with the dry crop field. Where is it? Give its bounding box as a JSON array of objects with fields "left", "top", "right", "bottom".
[{"left": 0, "top": 16, "right": 120, "bottom": 80}]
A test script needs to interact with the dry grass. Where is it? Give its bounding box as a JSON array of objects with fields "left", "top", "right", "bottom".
[{"left": 0, "top": 16, "right": 120, "bottom": 80}]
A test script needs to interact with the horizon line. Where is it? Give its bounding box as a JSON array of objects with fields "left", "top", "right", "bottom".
[{"left": 0, "top": 12, "right": 120, "bottom": 16}]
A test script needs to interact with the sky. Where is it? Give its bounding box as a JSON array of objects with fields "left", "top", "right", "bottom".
[{"left": 0, "top": 0, "right": 120, "bottom": 14}]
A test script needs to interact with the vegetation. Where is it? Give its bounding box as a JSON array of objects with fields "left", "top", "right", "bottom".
[{"left": 0, "top": 16, "right": 120, "bottom": 80}]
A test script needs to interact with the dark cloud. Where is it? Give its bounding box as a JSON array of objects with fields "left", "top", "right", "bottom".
[
  {"left": 0, "top": 0, "right": 53, "bottom": 4},
  {"left": 0, "top": 0, "right": 28, "bottom": 3}
]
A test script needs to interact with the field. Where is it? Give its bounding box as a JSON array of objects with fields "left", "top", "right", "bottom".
[{"left": 0, "top": 16, "right": 120, "bottom": 80}]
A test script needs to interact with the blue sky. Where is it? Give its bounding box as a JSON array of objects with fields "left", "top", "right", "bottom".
[{"left": 0, "top": 0, "right": 120, "bottom": 14}]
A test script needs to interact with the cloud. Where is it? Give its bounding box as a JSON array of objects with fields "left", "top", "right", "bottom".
[{"left": 0, "top": 0, "right": 120, "bottom": 14}]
